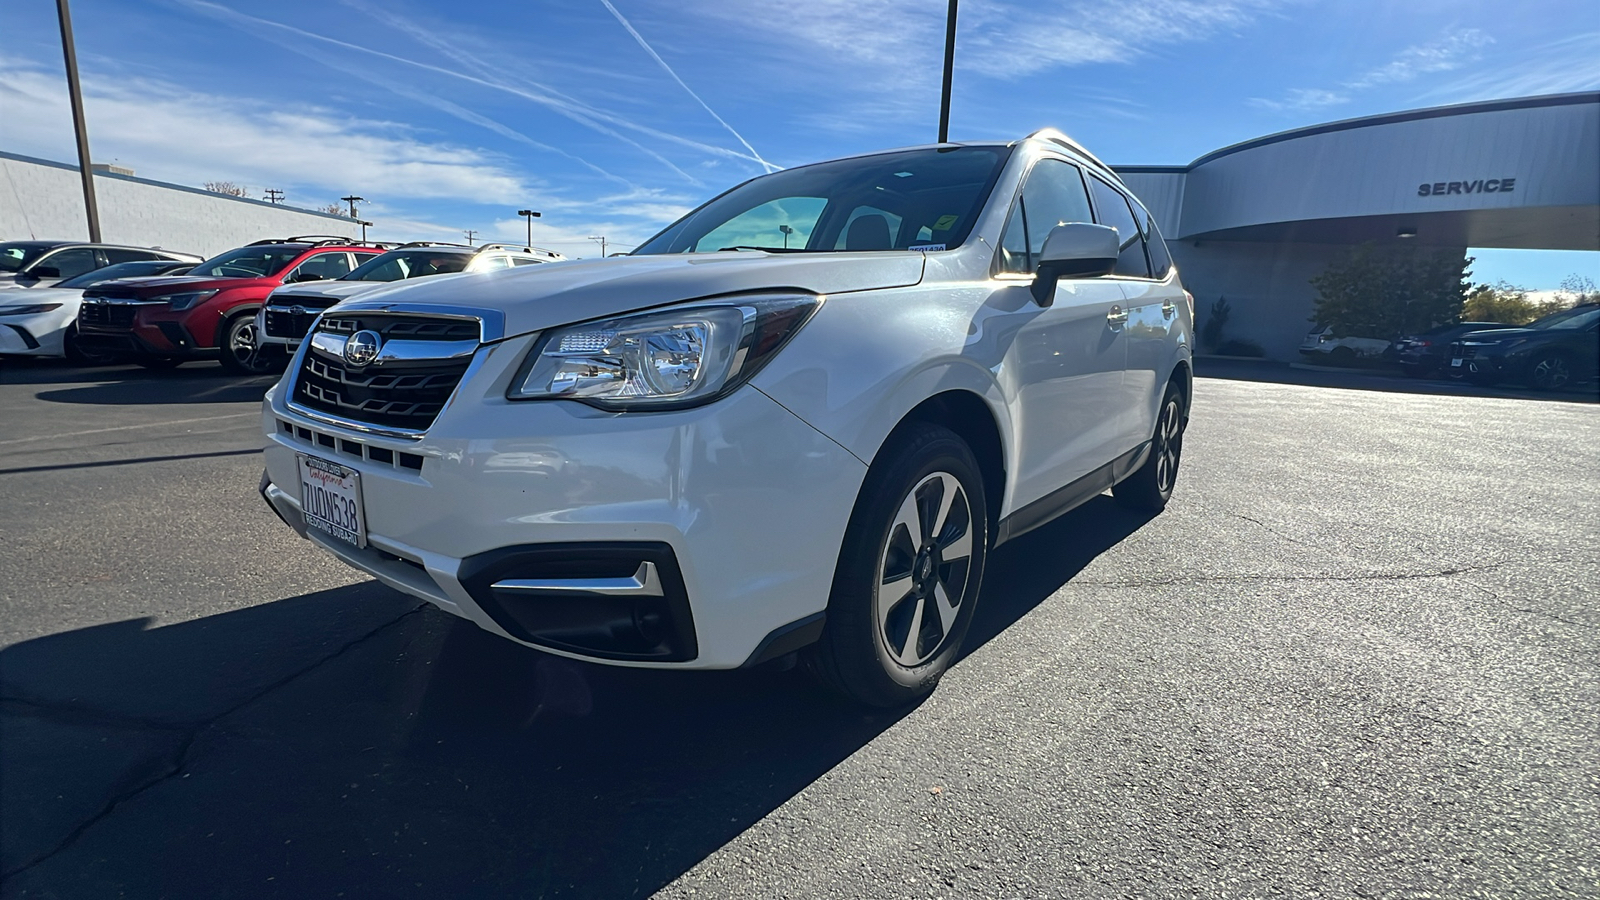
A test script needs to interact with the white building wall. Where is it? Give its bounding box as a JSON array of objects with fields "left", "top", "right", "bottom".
[{"left": 0, "top": 153, "right": 359, "bottom": 258}]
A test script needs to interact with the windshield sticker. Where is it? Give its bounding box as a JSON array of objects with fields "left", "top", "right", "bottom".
[
  {"left": 932, "top": 214, "right": 960, "bottom": 231},
  {"left": 909, "top": 244, "right": 947, "bottom": 252}
]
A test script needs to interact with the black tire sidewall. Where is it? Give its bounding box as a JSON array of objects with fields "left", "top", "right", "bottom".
[
  {"left": 819, "top": 424, "right": 988, "bottom": 707},
  {"left": 220, "top": 313, "right": 278, "bottom": 374}
]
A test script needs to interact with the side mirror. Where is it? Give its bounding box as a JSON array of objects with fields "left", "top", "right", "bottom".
[
  {"left": 29, "top": 265, "right": 61, "bottom": 279},
  {"left": 293, "top": 272, "right": 325, "bottom": 283},
  {"left": 1030, "top": 223, "right": 1119, "bottom": 306}
]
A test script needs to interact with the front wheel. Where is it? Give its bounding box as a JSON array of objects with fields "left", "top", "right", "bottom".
[
  {"left": 1114, "top": 384, "right": 1187, "bottom": 512},
  {"left": 807, "top": 423, "right": 988, "bottom": 708},
  {"left": 218, "top": 313, "right": 284, "bottom": 375},
  {"left": 1527, "top": 352, "right": 1573, "bottom": 391},
  {"left": 62, "top": 325, "right": 118, "bottom": 366}
]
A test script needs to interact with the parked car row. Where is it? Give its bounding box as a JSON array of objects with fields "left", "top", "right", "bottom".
[
  {"left": 0, "top": 237, "right": 565, "bottom": 373},
  {"left": 1298, "top": 306, "right": 1598, "bottom": 391}
]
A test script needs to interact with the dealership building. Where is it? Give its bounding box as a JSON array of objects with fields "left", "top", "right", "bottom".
[{"left": 1114, "top": 91, "right": 1599, "bottom": 358}]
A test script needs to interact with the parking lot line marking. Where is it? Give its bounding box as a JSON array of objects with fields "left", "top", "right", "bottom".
[{"left": 0, "top": 412, "right": 258, "bottom": 447}]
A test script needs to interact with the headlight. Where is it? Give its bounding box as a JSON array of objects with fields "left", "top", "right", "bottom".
[
  {"left": 0, "top": 303, "right": 64, "bottom": 316},
  {"left": 154, "top": 290, "right": 219, "bottom": 311},
  {"left": 508, "top": 295, "right": 819, "bottom": 409}
]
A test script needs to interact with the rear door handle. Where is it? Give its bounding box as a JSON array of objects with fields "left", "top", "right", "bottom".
[
  {"left": 1162, "top": 300, "right": 1176, "bottom": 319},
  {"left": 1107, "top": 304, "right": 1128, "bottom": 327}
]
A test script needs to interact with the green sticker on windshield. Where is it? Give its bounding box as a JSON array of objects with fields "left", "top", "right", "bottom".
[{"left": 932, "top": 214, "right": 959, "bottom": 231}]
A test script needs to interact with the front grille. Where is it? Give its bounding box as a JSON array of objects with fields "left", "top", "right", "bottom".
[
  {"left": 264, "top": 293, "right": 343, "bottom": 340},
  {"left": 1451, "top": 342, "right": 1478, "bottom": 359},
  {"left": 79, "top": 302, "right": 137, "bottom": 329},
  {"left": 290, "top": 313, "right": 479, "bottom": 432}
]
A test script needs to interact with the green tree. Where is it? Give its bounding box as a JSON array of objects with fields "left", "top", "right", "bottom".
[
  {"left": 1462, "top": 281, "right": 1539, "bottom": 324},
  {"left": 1309, "top": 243, "right": 1473, "bottom": 338}
]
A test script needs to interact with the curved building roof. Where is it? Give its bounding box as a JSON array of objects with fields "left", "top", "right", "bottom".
[{"left": 1114, "top": 92, "right": 1599, "bottom": 250}]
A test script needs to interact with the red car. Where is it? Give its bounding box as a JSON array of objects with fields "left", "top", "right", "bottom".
[{"left": 76, "top": 236, "right": 388, "bottom": 373}]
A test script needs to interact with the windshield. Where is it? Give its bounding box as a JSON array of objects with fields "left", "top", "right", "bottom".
[
  {"left": 189, "top": 246, "right": 304, "bottom": 278},
  {"left": 0, "top": 243, "right": 53, "bottom": 274},
  {"left": 1528, "top": 306, "right": 1600, "bottom": 330},
  {"left": 345, "top": 249, "right": 470, "bottom": 282},
  {"left": 634, "top": 146, "right": 1011, "bottom": 255},
  {"left": 56, "top": 261, "right": 183, "bottom": 289}
]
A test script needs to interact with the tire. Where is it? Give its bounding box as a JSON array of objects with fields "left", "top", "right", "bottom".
[
  {"left": 62, "top": 325, "right": 118, "bottom": 366},
  {"left": 136, "top": 357, "right": 182, "bottom": 370},
  {"left": 218, "top": 313, "right": 285, "bottom": 375},
  {"left": 1329, "top": 346, "right": 1357, "bottom": 365},
  {"left": 1527, "top": 352, "right": 1573, "bottom": 391},
  {"left": 1114, "top": 383, "right": 1187, "bottom": 512},
  {"left": 807, "top": 423, "right": 988, "bottom": 708}
]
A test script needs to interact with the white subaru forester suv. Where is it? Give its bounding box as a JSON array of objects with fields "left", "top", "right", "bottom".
[{"left": 260, "top": 130, "right": 1194, "bottom": 707}]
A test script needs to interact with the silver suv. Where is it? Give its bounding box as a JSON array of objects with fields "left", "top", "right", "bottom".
[{"left": 258, "top": 242, "right": 565, "bottom": 350}]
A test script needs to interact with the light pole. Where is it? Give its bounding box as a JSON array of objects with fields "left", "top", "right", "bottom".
[
  {"left": 938, "top": 0, "right": 958, "bottom": 143},
  {"left": 587, "top": 235, "right": 607, "bottom": 257},
  {"left": 341, "top": 195, "right": 364, "bottom": 219},
  {"left": 358, "top": 219, "right": 372, "bottom": 241},
  {"left": 517, "top": 209, "right": 541, "bottom": 248},
  {"left": 56, "top": 0, "right": 100, "bottom": 242},
  {"left": 779, "top": 224, "right": 794, "bottom": 249}
]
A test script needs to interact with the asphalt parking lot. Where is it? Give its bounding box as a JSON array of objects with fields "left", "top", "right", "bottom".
[{"left": 1, "top": 358, "right": 1596, "bottom": 899}]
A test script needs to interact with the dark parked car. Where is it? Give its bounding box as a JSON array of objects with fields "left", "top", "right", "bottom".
[
  {"left": 1449, "top": 304, "right": 1600, "bottom": 390},
  {"left": 1391, "top": 321, "right": 1507, "bottom": 377}
]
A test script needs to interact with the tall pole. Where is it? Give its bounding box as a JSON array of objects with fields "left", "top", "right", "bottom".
[
  {"left": 341, "top": 195, "right": 364, "bottom": 219},
  {"left": 56, "top": 0, "right": 101, "bottom": 242},
  {"left": 937, "top": 0, "right": 958, "bottom": 144},
  {"left": 588, "top": 235, "right": 607, "bottom": 257},
  {"left": 518, "top": 209, "right": 540, "bottom": 248},
  {"left": 464, "top": 229, "right": 477, "bottom": 245}
]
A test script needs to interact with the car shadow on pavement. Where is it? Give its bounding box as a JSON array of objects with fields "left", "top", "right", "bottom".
[
  {"left": 0, "top": 358, "right": 282, "bottom": 405},
  {"left": 0, "top": 499, "right": 1152, "bottom": 897}
]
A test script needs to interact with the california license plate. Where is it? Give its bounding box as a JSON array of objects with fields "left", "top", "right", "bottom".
[{"left": 297, "top": 454, "right": 366, "bottom": 548}]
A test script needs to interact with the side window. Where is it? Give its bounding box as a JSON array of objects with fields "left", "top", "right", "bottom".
[
  {"left": 104, "top": 248, "right": 157, "bottom": 264},
  {"left": 293, "top": 252, "right": 354, "bottom": 282},
  {"left": 510, "top": 256, "right": 544, "bottom": 266},
  {"left": 1088, "top": 176, "right": 1151, "bottom": 278},
  {"left": 1126, "top": 198, "right": 1171, "bottom": 280},
  {"left": 996, "top": 158, "right": 1094, "bottom": 275},
  {"left": 37, "top": 248, "right": 100, "bottom": 278},
  {"left": 474, "top": 255, "right": 512, "bottom": 271}
]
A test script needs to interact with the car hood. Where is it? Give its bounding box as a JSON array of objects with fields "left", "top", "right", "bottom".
[
  {"left": 0, "top": 286, "right": 85, "bottom": 306},
  {"left": 1460, "top": 327, "right": 1538, "bottom": 342},
  {"left": 269, "top": 280, "right": 390, "bottom": 302},
  {"left": 329, "top": 252, "right": 927, "bottom": 339},
  {"left": 84, "top": 274, "right": 268, "bottom": 296}
]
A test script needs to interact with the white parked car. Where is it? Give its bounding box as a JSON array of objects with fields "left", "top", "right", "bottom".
[
  {"left": 257, "top": 242, "right": 565, "bottom": 351},
  {"left": 0, "top": 241, "right": 200, "bottom": 290},
  {"left": 260, "top": 131, "right": 1195, "bottom": 706},
  {"left": 1298, "top": 325, "right": 1391, "bottom": 363},
  {"left": 0, "top": 259, "right": 196, "bottom": 362}
]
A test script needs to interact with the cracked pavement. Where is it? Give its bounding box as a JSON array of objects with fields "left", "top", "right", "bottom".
[{"left": 1, "top": 360, "right": 1596, "bottom": 899}]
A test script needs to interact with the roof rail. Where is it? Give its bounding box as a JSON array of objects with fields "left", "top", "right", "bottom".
[
  {"left": 397, "top": 241, "right": 475, "bottom": 250},
  {"left": 1024, "top": 128, "right": 1118, "bottom": 178},
  {"left": 245, "top": 235, "right": 357, "bottom": 247},
  {"left": 476, "top": 242, "right": 567, "bottom": 259}
]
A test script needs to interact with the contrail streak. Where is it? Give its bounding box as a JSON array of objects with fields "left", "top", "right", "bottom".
[{"left": 597, "top": 0, "right": 776, "bottom": 172}]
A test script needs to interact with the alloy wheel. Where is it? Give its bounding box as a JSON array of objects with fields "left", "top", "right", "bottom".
[
  {"left": 228, "top": 319, "right": 268, "bottom": 371},
  {"left": 875, "top": 471, "right": 974, "bottom": 668},
  {"left": 1532, "top": 355, "right": 1570, "bottom": 390},
  {"left": 1154, "top": 397, "right": 1183, "bottom": 494}
]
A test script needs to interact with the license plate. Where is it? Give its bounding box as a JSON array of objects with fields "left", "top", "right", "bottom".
[
  {"left": 1450, "top": 358, "right": 1463, "bottom": 367},
  {"left": 297, "top": 454, "right": 366, "bottom": 548}
]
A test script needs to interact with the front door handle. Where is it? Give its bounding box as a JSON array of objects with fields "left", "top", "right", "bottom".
[
  {"left": 1162, "top": 300, "right": 1176, "bottom": 319},
  {"left": 1107, "top": 304, "right": 1128, "bottom": 328}
]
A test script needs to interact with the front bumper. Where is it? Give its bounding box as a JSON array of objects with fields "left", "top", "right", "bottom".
[
  {"left": 0, "top": 310, "right": 70, "bottom": 356},
  {"left": 260, "top": 337, "right": 868, "bottom": 669}
]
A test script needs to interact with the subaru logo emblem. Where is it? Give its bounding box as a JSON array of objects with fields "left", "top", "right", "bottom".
[
  {"left": 289, "top": 306, "right": 306, "bottom": 315},
  {"left": 344, "top": 330, "right": 382, "bottom": 367}
]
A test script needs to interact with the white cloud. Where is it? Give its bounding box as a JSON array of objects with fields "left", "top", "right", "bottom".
[
  {"left": 1411, "top": 31, "right": 1600, "bottom": 103},
  {"left": 1253, "top": 29, "right": 1497, "bottom": 114},
  {"left": 0, "top": 57, "right": 532, "bottom": 207}
]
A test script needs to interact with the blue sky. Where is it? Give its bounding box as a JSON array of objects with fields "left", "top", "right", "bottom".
[{"left": 3, "top": 0, "right": 1597, "bottom": 287}]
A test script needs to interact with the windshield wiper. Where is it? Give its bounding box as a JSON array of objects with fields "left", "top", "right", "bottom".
[{"left": 717, "top": 245, "right": 809, "bottom": 253}]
